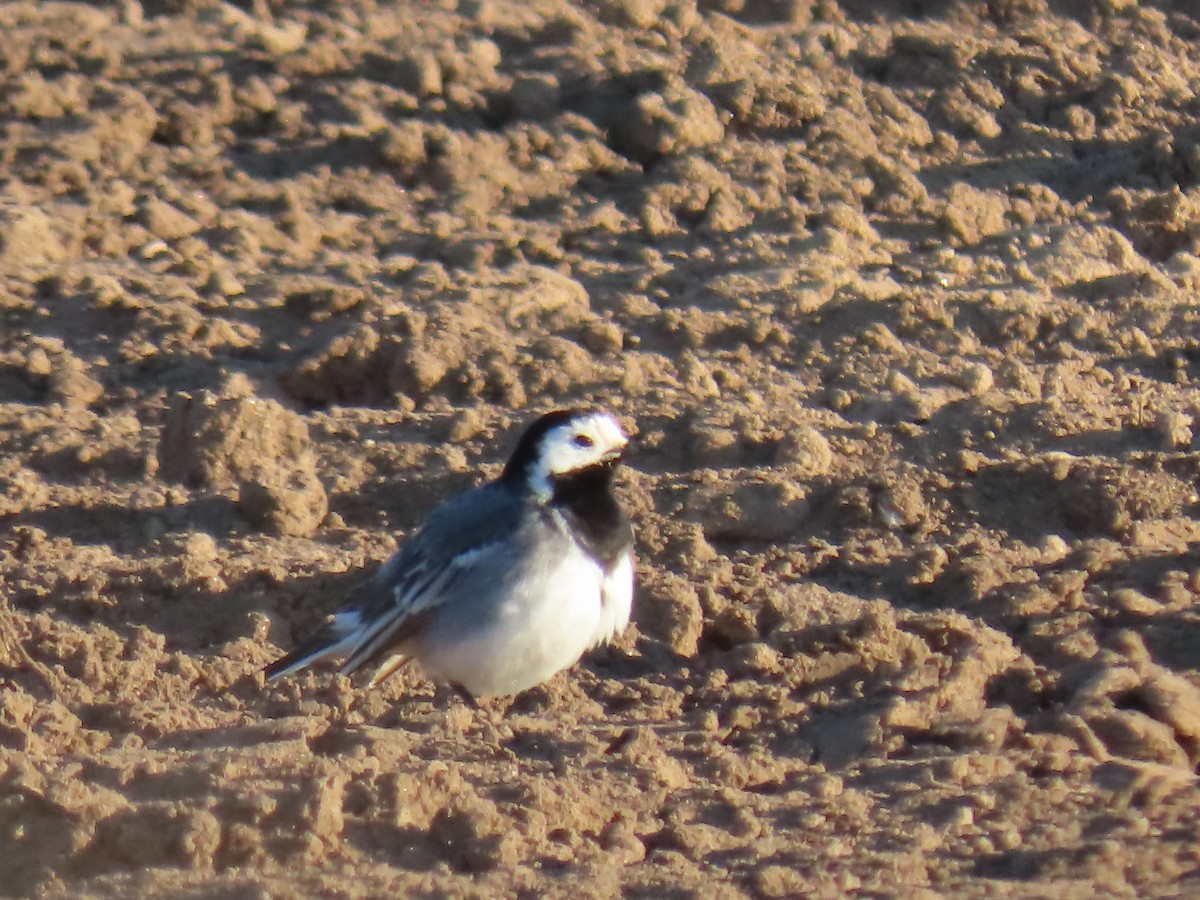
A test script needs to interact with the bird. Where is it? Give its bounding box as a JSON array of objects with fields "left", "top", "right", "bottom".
[{"left": 264, "top": 407, "right": 635, "bottom": 699}]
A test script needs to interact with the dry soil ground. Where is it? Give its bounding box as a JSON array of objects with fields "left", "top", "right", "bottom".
[{"left": 4, "top": 0, "right": 1200, "bottom": 896}]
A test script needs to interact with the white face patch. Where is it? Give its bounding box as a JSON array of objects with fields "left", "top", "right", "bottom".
[{"left": 527, "top": 410, "right": 628, "bottom": 500}]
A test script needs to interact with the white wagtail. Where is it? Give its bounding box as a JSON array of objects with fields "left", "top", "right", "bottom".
[{"left": 264, "top": 408, "right": 634, "bottom": 698}]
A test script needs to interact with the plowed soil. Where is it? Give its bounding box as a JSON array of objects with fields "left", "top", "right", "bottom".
[{"left": 4, "top": 0, "right": 1200, "bottom": 896}]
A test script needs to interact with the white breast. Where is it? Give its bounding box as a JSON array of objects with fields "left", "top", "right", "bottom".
[
  {"left": 416, "top": 540, "right": 610, "bottom": 697},
  {"left": 592, "top": 548, "right": 634, "bottom": 648}
]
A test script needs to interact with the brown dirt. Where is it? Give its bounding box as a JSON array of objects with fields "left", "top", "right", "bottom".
[{"left": 3, "top": 0, "right": 1200, "bottom": 895}]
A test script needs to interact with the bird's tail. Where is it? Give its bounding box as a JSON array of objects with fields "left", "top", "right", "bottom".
[{"left": 263, "top": 611, "right": 362, "bottom": 682}]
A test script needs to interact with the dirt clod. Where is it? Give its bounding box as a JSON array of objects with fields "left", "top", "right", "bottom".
[
  {"left": 239, "top": 468, "right": 328, "bottom": 538},
  {"left": 157, "top": 391, "right": 314, "bottom": 488}
]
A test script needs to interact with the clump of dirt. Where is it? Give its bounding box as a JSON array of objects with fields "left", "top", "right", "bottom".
[
  {"left": 282, "top": 265, "right": 612, "bottom": 410},
  {"left": 239, "top": 468, "right": 329, "bottom": 538},
  {"left": 155, "top": 384, "right": 329, "bottom": 537},
  {"left": 157, "top": 388, "right": 315, "bottom": 489},
  {"left": 4, "top": 0, "right": 1200, "bottom": 896}
]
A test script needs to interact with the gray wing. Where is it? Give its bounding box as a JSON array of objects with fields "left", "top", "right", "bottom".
[{"left": 338, "top": 480, "right": 525, "bottom": 673}]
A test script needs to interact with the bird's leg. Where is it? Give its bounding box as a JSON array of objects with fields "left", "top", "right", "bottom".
[
  {"left": 450, "top": 683, "right": 480, "bottom": 710},
  {"left": 445, "top": 684, "right": 514, "bottom": 736}
]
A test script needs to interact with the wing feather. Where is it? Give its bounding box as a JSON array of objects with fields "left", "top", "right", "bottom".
[
  {"left": 341, "top": 556, "right": 470, "bottom": 675},
  {"left": 265, "top": 480, "right": 526, "bottom": 682}
]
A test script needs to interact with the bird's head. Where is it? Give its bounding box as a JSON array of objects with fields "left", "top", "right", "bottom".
[{"left": 502, "top": 408, "right": 629, "bottom": 501}]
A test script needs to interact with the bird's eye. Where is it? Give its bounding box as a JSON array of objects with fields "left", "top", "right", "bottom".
[{"left": 572, "top": 433, "right": 594, "bottom": 448}]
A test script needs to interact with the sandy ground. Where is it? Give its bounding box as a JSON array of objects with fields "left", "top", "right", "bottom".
[{"left": 3, "top": 0, "right": 1200, "bottom": 895}]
